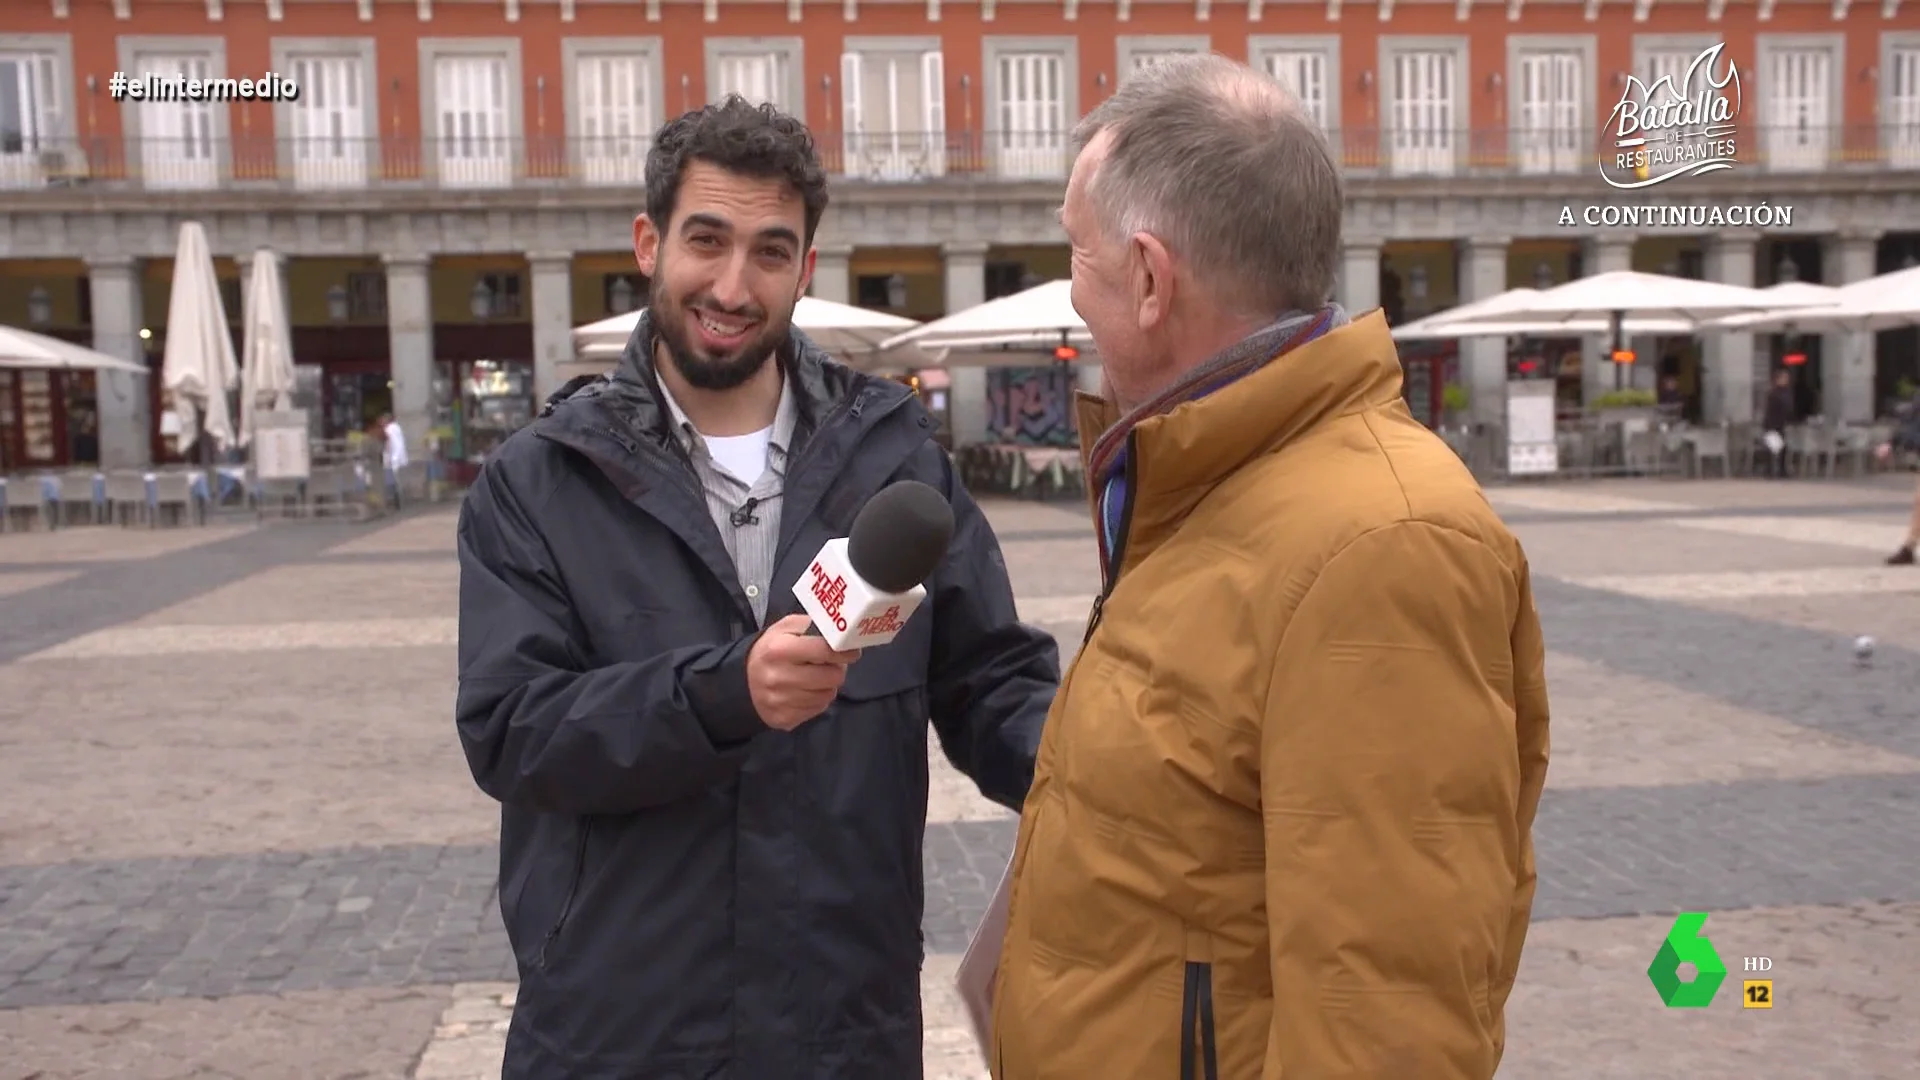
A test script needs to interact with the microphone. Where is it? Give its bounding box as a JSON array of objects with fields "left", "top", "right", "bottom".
[{"left": 793, "top": 480, "right": 955, "bottom": 650}]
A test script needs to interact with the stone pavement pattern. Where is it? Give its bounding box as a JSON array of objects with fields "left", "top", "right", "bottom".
[{"left": 2, "top": 476, "right": 1919, "bottom": 1078}]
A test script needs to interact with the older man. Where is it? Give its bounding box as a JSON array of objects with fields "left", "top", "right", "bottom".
[{"left": 990, "top": 56, "right": 1552, "bottom": 1079}]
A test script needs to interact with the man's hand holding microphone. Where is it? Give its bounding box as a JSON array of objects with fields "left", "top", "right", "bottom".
[
  {"left": 744, "top": 480, "right": 956, "bottom": 732},
  {"left": 747, "top": 615, "right": 862, "bottom": 731}
]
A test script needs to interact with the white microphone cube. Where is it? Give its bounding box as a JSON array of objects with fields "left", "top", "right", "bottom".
[{"left": 793, "top": 537, "right": 928, "bottom": 651}]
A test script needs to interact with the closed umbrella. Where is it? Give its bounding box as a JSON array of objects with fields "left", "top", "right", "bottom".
[
  {"left": 161, "top": 221, "right": 240, "bottom": 453},
  {"left": 238, "top": 248, "right": 298, "bottom": 447}
]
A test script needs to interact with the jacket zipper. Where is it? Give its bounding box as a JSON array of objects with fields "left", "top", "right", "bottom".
[
  {"left": 1082, "top": 431, "right": 1140, "bottom": 648},
  {"left": 1179, "top": 961, "right": 1220, "bottom": 1080},
  {"left": 536, "top": 819, "right": 594, "bottom": 970}
]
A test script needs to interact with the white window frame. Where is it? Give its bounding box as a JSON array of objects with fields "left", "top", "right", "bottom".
[
  {"left": 1379, "top": 36, "right": 1468, "bottom": 178},
  {"left": 419, "top": 38, "right": 523, "bottom": 190},
  {"left": 704, "top": 37, "right": 805, "bottom": 114},
  {"left": 0, "top": 34, "right": 74, "bottom": 190},
  {"left": 563, "top": 37, "right": 664, "bottom": 187},
  {"left": 1116, "top": 35, "right": 1210, "bottom": 78},
  {"left": 270, "top": 36, "right": 378, "bottom": 191},
  {"left": 1249, "top": 35, "right": 1341, "bottom": 136},
  {"left": 1884, "top": 32, "right": 1920, "bottom": 169},
  {"left": 1628, "top": 34, "right": 1719, "bottom": 117},
  {"left": 1507, "top": 35, "right": 1594, "bottom": 177},
  {"left": 117, "top": 35, "right": 229, "bottom": 192},
  {"left": 840, "top": 36, "right": 945, "bottom": 181},
  {"left": 1756, "top": 34, "right": 1844, "bottom": 175},
  {"left": 982, "top": 36, "right": 1079, "bottom": 181}
]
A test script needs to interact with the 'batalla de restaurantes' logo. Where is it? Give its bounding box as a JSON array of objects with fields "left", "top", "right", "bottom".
[{"left": 1601, "top": 43, "right": 1742, "bottom": 190}]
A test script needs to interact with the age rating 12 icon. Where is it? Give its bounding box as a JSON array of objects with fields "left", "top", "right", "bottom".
[{"left": 1648, "top": 912, "right": 1728, "bottom": 1007}]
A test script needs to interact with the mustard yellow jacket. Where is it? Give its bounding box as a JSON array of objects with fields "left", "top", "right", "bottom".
[{"left": 990, "top": 312, "right": 1551, "bottom": 1080}]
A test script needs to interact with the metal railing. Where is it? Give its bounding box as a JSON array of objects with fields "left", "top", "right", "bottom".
[{"left": 2, "top": 125, "right": 1916, "bottom": 193}]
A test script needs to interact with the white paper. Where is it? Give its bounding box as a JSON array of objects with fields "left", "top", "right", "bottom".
[{"left": 955, "top": 856, "right": 1014, "bottom": 1059}]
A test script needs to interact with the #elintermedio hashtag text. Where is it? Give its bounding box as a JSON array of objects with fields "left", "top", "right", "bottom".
[{"left": 106, "top": 71, "right": 300, "bottom": 102}]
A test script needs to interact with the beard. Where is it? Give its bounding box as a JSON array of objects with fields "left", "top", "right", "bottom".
[{"left": 648, "top": 273, "right": 795, "bottom": 392}]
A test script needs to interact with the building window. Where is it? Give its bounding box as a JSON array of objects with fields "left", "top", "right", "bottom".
[
  {"left": 567, "top": 40, "right": 663, "bottom": 187},
  {"left": 476, "top": 273, "right": 523, "bottom": 319},
  {"left": 1116, "top": 36, "right": 1209, "bottom": 79},
  {"left": 346, "top": 271, "right": 386, "bottom": 321},
  {"left": 1889, "top": 41, "right": 1920, "bottom": 168},
  {"left": 706, "top": 38, "right": 804, "bottom": 113},
  {"left": 1759, "top": 38, "right": 1841, "bottom": 174},
  {"left": 125, "top": 47, "right": 223, "bottom": 191},
  {"left": 1382, "top": 40, "right": 1464, "bottom": 177},
  {"left": 0, "top": 47, "right": 67, "bottom": 189},
  {"left": 1251, "top": 36, "right": 1340, "bottom": 135},
  {"left": 1513, "top": 50, "right": 1583, "bottom": 175},
  {"left": 841, "top": 39, "right": 946, "bottom": 180},
  {"left": 984, "top": 38, "right": 1078, "bottom": 180},
  {"left": 432, "top": 49, "right": 514, "bottom": 189},
  {"left": 284, "top": 54, "right": 368, "bottom": 190}
]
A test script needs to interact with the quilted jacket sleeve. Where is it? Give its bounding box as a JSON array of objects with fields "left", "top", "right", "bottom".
[{"left": 1258, "top": 520, "right": 1549, "bottom": 1080}]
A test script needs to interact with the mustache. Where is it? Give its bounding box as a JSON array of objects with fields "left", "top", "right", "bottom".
[{"left": 688, "top": 296, "right": 768, "bottom": 321}]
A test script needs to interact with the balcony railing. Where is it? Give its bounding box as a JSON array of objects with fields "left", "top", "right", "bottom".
[{"left": 1, "top": 125, "right": 1915, "bottom": 194}]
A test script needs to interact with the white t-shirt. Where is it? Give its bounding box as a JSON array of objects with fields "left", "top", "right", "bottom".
[
  {"left": 384, "top": 420, "right": 409, "bottom": 471},
  {"left": 705, "top": 427, "right": 774, "bottom": 488}
]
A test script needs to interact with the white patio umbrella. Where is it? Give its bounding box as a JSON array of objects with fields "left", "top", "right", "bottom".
[
  {"left": 237, "top": 247, "right": 298, "bottom": 447},
  {"left": 0, "top": 325, "right": 149, "bottom": 374},
  {"left": 1701, "top": 281, "right": 1846, "bottom": 332},
  {"left": 1703, "top": 266, "right": 1920, "bottom": 334},
  {"left": 1488, "top": 270, "right": 1804, "bottom": 390},
  {"left": 880, "top": 279, "right": 1083, "bottom": 354},
  {"left": 572, "top": 296, "right": 920, "bottom": 357},
  {"left": 1392, "top": 316, "right": 1694, "bottom": 341},
  {"left": 161, "top": 221, "right": 240, "bottom": 454}
]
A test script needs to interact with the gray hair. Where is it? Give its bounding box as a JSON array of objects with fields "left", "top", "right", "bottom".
[{"left": 1071, "top": 54, "right": 1343, "bottom": 318}]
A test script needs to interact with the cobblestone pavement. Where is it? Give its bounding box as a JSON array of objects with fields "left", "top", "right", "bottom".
[{"left": 2, "top": 476, "right": 1918, "bottom": 1078}]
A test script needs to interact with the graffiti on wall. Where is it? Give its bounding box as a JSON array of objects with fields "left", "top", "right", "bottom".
[{"left": 986, "top": 365, "right": 1078, "bottom": 446}]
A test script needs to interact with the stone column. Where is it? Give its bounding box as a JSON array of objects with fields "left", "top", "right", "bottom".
[
  {"left": 1702, "top": 233, "right": 1760, "bottom": 423},
  {"left": 87, "top": 256, "right": 151, "bottom": 468},
  {"left": 382, "top": 254, "right": 435, "bottom": 446},
  {"left": 1821, "top": 231, "right": 1879, "bottom": 422},
  {"left": 1579, "top": 237, "right": 1636, "bottom": 407},
  {"left": 528, "top": 251, "right": 574, "bottom": 406},
  {"left": 1339, "top": 239, "right": 1382, "bottom": 316},
  {"left": 810, "top": 245, "right": 854, "bottom": 304},
  {"left": 1458, "top": 237, "right": 1510, "bottom": 427},
  {"left": 941, "top": 241, "right": 990, "bottom": 448}
]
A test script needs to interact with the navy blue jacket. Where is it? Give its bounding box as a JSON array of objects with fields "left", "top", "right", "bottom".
[{"left": 454, "top": 314, "right": 1059, "bottom": 1079}]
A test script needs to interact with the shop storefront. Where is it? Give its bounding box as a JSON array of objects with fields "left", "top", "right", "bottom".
[
  {"left": 435, "top": 358, "right": 536, "bottom": 484},
  {"left": 0, "top": 365, "right": 98, "bottom": 471}
]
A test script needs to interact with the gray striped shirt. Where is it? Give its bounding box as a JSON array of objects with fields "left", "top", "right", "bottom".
[{"left": 655, "top": 375, "right": 800, "bottom": 626}]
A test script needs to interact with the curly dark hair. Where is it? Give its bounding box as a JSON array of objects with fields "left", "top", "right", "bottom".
[{"left": 644, "top": 96, "right": 830, "bottom": 247}]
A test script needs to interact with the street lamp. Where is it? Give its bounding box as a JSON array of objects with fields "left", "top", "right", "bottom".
[
  {"left": 326, "top": 284, "right": 349, "bottom": 322},
  {"left": 25, "top": 285, "right": 52, "bottom": 326},
  {"left": 1775, "top": 252, "right": 1799, "bottom": 282},
  {"left": 885, "top": 273, "right": 908, "bottom": 309},
  {"left": 1532, "top": 260, "right": 1554, "bottom": 289},
  {"left": 469, "top": 279, "right": 493, "bottom": 319},
  {"left": 608, "top": 275, "right": 635, "bottom": 314}
]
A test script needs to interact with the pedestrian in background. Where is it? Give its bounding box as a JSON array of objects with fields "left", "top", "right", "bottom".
[
  {"left": 379, "top": 411, "right": 408, "bottom": 507},
  {"left": 1761, "top": 369, "right": 1797, "bottom": 478},
  {"left": 454, "top": 97, "right": 1058, "bottom": 1079},
  {"left": 990, "top": 54, "right": 1551, "bottom": 1080},
  {"left": 1876, "top": 398, "right": 1920, "bottom": 564}
]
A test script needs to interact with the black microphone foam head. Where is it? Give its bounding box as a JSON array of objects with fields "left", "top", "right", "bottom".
[{"left": 847, "top": 480, "right": 955, "bottom": 594}]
